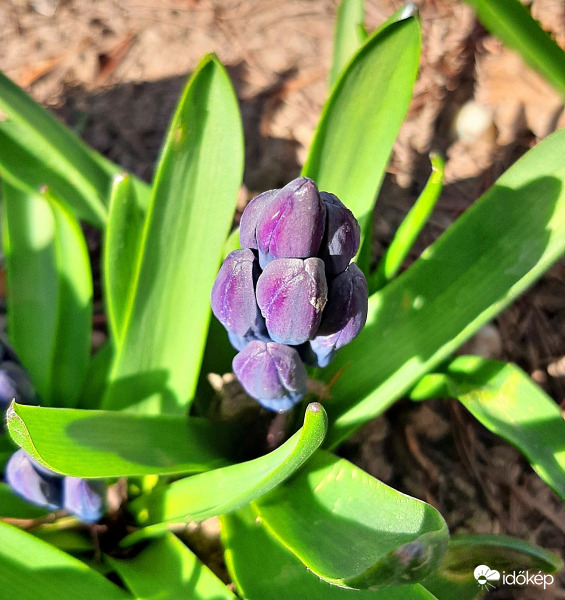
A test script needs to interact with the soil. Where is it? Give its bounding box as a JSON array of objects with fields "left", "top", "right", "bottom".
[{"left": 1, "top": 0, "right": 565, "bottom": 598}]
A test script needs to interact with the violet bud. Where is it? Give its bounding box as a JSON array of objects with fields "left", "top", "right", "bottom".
[
  {"left": 0, "top": 362, "right": 36, "bottom": 409},
  {"left": 318, "top": 192, "right": 361, "bottom": 276},
  {"left": 307, "top": 264, "right": 368, "bottom": 367},
  {"left": 5, "top": 449, "right": 62, "bottom": 510},
  {"left": 227, "top": 324, "right": 271, "bottom": 352},
  {"left": 63, "top": 477, "right": 106, "bottom": 523},
  {"left": 232, "top": 341, "right": 307, "bottom": 412},
  {"left": 239, "top": 189, "right": 278, "bottom": 249},
  {"left": 256, "top": 257, "right": 328, "bottom": 345},
  {"left": 255, "top": 177, "right": 326, "bottom": 268},
  {"left": 211, "top": 249, "right": 263, "bottom": 338}
]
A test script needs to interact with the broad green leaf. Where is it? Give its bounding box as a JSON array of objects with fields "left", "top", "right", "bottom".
[
  {"left": 370, "top": 153, "right": 444, "bottom": 292},
  {"left": 464, "top": 0, "right": 565, "bottom": 98},
  {"left": 222, "top": 506, "right": 439, "bottom": 600},
  {"left": 102, "top": 54, "right": 244, "bottom": 415},
  {"left": 411, "top": 356, "right": 565, "bottom": 500},
  {"left": 0, "top": 70, "right": 150, "bottom": 226},
  {"left": 330, "top": 0, "right": 366, "bottom": 87},
  {"left": 77, "top": 342, "right": 114, "bottom": 410},
  {"left": 103, "top": 174, "right": 144, "bottom": 343},
  {"left": 254, "top": 451, "right": 448, "bottom": 590},
  {"left": 322, "top": 127, "right": 565, "bottom": 447},
  {"left": 2, "top": 183, "right": 92, "bottom": 408},
  {"left": 32, "top": 529, "right": 94, "bottom": 554},
  {"left": 0, "top": 521, "right": 132, "bottom": 600},
  {"left": 302, "top": 15, "right": 420, "bottom": 240},
  {"left": 0, "top": 434, "right": 15, "bottom": 471},
  {"left": 127, "top": 403, "right": 327, "bottom": 533},
  {"left": 422, "top": 533, "right": 563, "bottom": 600},
  {"left": 7, "top": 401, "right": 233, "bottom": 477},
  {"left": 109, "top": 533, "right": 237, "bottom": 600},
  {"left": 0, "top": 482, "right": 49, "bottom": 519}
]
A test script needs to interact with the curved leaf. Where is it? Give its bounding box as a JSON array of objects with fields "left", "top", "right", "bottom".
[
  {"left": 127, "top": 403, "right": 327, "bottom": 532},
  {"left": 222, "top": 506, "right": 439, "bottom": 600},
  {"left": 0, "top": 482, "right": 49, "bottom": 519},
  {"left": 330, "top": 0, "right": 366, "bottom": 87},
  {"left": 102, "top": 54, "right": 244, "bottom": 415},
  {"left": 7, "top": 402, "right": 233, "bottom": 477},
  {"left": 323, "top": 127, "right": 565, "bottom": 447},
  {"left": 2, "top": 183, "right": 92, "bottom": 408},
  {"left": 254, "top": 451, "right": 448, "bottom": 590}
]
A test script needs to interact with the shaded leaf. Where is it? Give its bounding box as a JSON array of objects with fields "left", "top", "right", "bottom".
[{"left": 0, "top": 482, "right": 49, "bottom": 519}]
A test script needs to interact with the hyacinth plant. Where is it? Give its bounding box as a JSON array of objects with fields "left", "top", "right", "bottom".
[{"left": 0, "top": 0, "right": 564, "bottom": 599}]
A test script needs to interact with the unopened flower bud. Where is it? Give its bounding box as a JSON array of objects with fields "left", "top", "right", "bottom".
[
  {"left": 256, "top": 257, "right": 328, "bottom": 345},
  {"left": 63, "top": 477, "right": 106, "bottom": 523},
  {"left": 211, "top": 249, "right": 263, "bottom": 339},
  {"left": 239, "top": 189, "right": 278, "bottom": 249},
  {"left": 232, "top": 341, "right": 307, "bottom": 411},
  {"left": 318, "top": 192, "right": 360, "bottom": 275},
  {"left": 255, "top": 177, "right": 326, "bottom": 268}
]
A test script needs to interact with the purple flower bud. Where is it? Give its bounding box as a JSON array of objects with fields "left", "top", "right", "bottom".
[
  {"left": 211, "top": 249, "right": 263, "bottom": 338},
  {"left": 239, "top": 189, "right": 277, "bottom": 249},
  {"left": 256, "top": 257, "right": 328, "bottom": 345},
  {"left": 63, "top": 477, "right": 106, "bottom": 523},
  {"left": 0, "top": 362, "right": 36, "bottom": 409},
  {"left": 5, "top": 449, "right": 62, "bottom": 510},
  {"left": 318, "top": 192, "right": 361, "bottom": 276},
  {"left": 307, "top": 264, "right": 368, "bottom": 367},
  {"left": 232, "top": 341, "right": 307, "bottom": 411},
  {"left": 255, "top": 177, "right": 326, "bottom": 268},
  {"left": 227, "top": 325, "right": 271, "bottom": 352}
]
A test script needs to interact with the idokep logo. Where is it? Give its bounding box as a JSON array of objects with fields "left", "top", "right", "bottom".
[
  {"left": 474, "top": 564, "right": 555, "bottom": 591},
  {"left": 474, "top": 565, "right": 500, "bottom": 591}
]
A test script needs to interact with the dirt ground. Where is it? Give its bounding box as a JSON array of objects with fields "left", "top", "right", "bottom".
[{"left": 1, "top": 0, "right": 565, "bottom": 598}]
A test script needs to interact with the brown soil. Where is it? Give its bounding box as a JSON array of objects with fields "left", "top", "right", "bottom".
[{"left": 1, "top": 0, "right": 564, "bottom": 598}]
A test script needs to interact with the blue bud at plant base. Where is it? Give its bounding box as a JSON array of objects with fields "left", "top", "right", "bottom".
[
  {"left": 256, "top": 257, "right": 328, "bottom": 345},
  {"left": 211, "top": 248, "right": 263, "bottom": 339},
  {"left": 0, "top": 362, "right": 36, "bottom": 409},
  {"left": 308, "top": 264, "right": 368, "bottom": 367},
  {"left": 318, "top": 192, "right": 361, "bottom": 276},
  {"left": 232, "top": 340, "right": 307, "bottom": 412},
  {"left": 5, "top": 449, "right": 62, "bottom": 510},
  {"left": 255, "top": 177, "right": 326, "bottom": 268},
  {"left": 239, "top": 189, "right": 278, "bottom": 249},
  {"left": 63, "top": 477, "right": 106, "bottom": 523}
]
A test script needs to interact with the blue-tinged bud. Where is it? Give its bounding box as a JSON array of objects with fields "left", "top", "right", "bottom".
[
  {"left": 211, "top": 249, "right": 263, "bottom": 339},
  {"left": 307, "top": 264, "right": 368, "bottom": 367},
  {"left": 239, "top": 189, "right": 277, "bottom": 249},
  {"left": 232, "top": 341, "right": 307, "bottom": 412},
  {"left": 256, "top": 257, "right": 328, "bottom": 345},
  {"left": 63, "top": 477, "right": 106, "bottom": 523},
  {"left": 0, "top": 362, "right": 36, "bottom": 409},
  {"left": 318, "top": 192, "right": 361, "bottom": 276},
  {"left": 255, "top": 177, "right": 326, "bottom": 268},
  {"left": 5, "top": 449, "right": 62, "bottom": 510}
]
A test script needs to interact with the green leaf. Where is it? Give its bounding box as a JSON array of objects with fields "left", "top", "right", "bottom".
[
  {"left": 222, "top": 506, "right": 439, "bottom": 600},
  {"left": 103, "top": 174, "right": 144, "bottom": 343},
  {"left": 422, "top": 533, "right": 563, "bottom": 600},
  {"left": 464, "top": 0, "right": 565, "bottom": 98},
  {"left": 0, "top": 70, "right": 151, "bottom": 226},
  {"left": 0, "top": 482, "right": 49, "bottom": 519},
  {"left": 370, "top": 153, "right": 444, "bottom": 292},
  {"left": 32, "top": 529, "right": 94, "bottom": 554},
  {"left": 0, "top": 521, "right": 132, "bottom": 600},
  {"left": 7, "top": 401, "right": 233, "bottom": 477},
  {"left": 302, "top": 14, "right": 420, "bottom": 240},
  {"left": 102, "top": 54, "right": 244, "bottom": 415},
  {"left": 254, "top": 451, "right": 448, "bottom": 590},
  {"left": 330, "top": 0, "right": 366, "bottom": 87},
  {"left": 127, "top": 403, "right": 327, "bottom": 534},
  {"left": 2, "top": 183, "right": 92, "bottom": 408},
  {"left": 109, "top": 533, "right": 237, "bottom": 600},
  {"left": 411, "top": 356, "right": 565, "bottom": 500},
  {"left": 322, "top": 127, "right": 565, "bottom": 447},
  {"left": 77, "top": 342, "right": 114, "bottom": 410}
]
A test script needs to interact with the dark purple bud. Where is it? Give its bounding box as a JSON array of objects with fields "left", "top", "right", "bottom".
[
  {"left": 5, "top": 449, "right": 62, "bottom": 510},
  {"left": 232, "top": 341, "right": 307, "bottom": 412},
  {"left": 239, "top": 189, "right": 277, "bottom": 249},
  {"left": 256, "top": 258, "right": 328, "bottom": 345},
  {"left": 255, "top": 177, "right": 326, "bottom": 268},
  {"left": 63, "top": 477, "right": 106, "bottom": 523},
  {"left": 318, "top": 192, "right": 361, "bottom": 276},
  {"left": 211, "top": 249, "right": 262, "bottom": 338},
  {"left": 0, "top": 362, "right": 36, "bottom": 409},
  {"left": 307, "top": 264, "right": 368, "bottom": 367}
]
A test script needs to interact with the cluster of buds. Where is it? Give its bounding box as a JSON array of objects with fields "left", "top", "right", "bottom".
[
  {"left": 211, "top": 177, "right": 368, "bottom": 412},
  {"left": 0, "top": 340, "right": 106, "bottom": 522}
]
